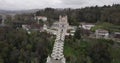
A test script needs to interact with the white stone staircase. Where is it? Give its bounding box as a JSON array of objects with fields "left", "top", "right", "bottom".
[{"left": 46, "top": 15, "right": 68, "bottom": 63}]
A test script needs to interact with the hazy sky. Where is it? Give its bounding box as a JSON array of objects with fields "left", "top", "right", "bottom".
[{"left": 0, "top": 0, "right": 120, "bottom": 10}]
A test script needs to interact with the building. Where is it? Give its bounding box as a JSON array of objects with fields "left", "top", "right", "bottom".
[
  {"left": 67, "top": 26, "right": 77, "bottom": 36},
  {"left": 35, "top": 16, "right": 47, "bottom": 22},
  {"left": 22, "top": 25, "right": 30, "bottom": 31},
  {"left": 114, "top": 32, "right": 120, "bottom": 39},
  {"left": 95, "top": 29, "right": 109, "bottom": 39},
  {"left": 0, "top": 15, "right": 6, "bottom": 26},
  {"left": 43, "top": 24, "right": 48, "bottom": 31},
  {"left": 80, "top": 23, "right": 95, "bottom": 30},
  {"left": 47, "top": 16, "right": 76, "bottom": 36},
  {"left": 22, "top": 23, "right": 44, "bottom": 33}
]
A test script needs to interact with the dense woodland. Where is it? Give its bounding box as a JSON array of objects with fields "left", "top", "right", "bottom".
[
  {"left": 0, "top": 26, "right": 120, "bottom": 63},
  {"left": 0, "top": 27, "right": 55, "bottom": 63},
  {"left": 35, "top": 4, "right": 120, "bottom": 25},
  {"left": 0, "top": 4, "right": 120, "bottom": 63}
]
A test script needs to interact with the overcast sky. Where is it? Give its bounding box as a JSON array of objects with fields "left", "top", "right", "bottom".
[{"left": 0, "top": 0, "right": 120, "bottom": 10}]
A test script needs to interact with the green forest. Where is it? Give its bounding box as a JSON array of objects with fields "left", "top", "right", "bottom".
[
  {"left": 0, "top": 27, "right": 54, "bottom": 63},
  {"left": 0, "top": 26, "right": 120, "bottom": 63},
  {"left": 36, "top": 4, "right": 120, "bottom": 25}
]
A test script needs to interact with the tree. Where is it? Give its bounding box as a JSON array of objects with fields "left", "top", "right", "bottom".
[
  {"left": 89, "top": 39, "right": 112, "bottom": 63},
  {"left": 74, "top": 27, "right": 81, "bottom": 39}
]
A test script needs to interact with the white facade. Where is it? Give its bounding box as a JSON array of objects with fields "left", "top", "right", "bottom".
[
  {"left": 35, "top": 16, "right": 47, "bottom": 21},
  {"left": 46, "top": 29, "right": 57, "bottom": 35},
  {"left": 0, "top": 15, "right": 5, "bottom": 26},
  {"left": 95, "top": 29, "right": 109, "bottom": 39},
  {"left": 22, "top": 25, "right": 30, "bottom": 31},
  {"left": 48, "top": 17, "right": 76, "bottom": 36},
  {"left": 43, "top": 24, "right": 48, "bottom": 30},
  {"left": 80, "top": 23, "right": 95, "bottom": 30}
]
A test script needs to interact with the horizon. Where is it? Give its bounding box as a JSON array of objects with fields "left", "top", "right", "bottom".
[
  {"left": 0, "top": 0, "right": 120, "bottom": 10},
  {"left": 0, "top": 4, "right": 117, "bottom": 11}
]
